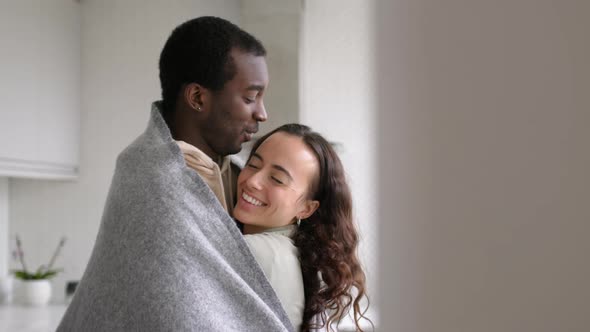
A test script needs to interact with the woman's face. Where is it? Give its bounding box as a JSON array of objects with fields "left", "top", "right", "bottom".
[{"left": 233, "top": 132, "right": 320, "bottom": 232}]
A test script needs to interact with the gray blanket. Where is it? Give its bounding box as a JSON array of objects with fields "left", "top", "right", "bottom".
[{"left": 57, "top": 102, "right": 293, "bottom": 332}]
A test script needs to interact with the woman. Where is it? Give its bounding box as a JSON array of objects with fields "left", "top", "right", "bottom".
[{"left": 233, "top": 124, "right": 371, "bottom": 331}]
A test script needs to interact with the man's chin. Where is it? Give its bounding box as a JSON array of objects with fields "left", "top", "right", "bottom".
[
  {"left": 231, "top": 146, "right": 243, "bottom": 155},
  {"left": 223, "top": 145, "right": 243, "bottom": 156}
]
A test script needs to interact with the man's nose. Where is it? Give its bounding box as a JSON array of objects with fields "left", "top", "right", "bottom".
[{"left": 254, "top": 100, "right": 267, "bottom": 122}]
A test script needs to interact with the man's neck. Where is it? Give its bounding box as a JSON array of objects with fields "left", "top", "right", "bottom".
[{"left": 168, "top": 108, "right": 220, "bottom": 161}]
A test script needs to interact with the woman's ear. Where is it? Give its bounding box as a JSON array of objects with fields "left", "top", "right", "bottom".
[{"left": 298, "top": 200, "right": 320, "bottom": 220}]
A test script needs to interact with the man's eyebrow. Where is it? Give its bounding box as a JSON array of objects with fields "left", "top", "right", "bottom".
[
  {"left": 251, "top": 153, "right": 293, "bottom": 181},
  {"left": 246, "top": 84, "right": 265, "bottom": 92}
]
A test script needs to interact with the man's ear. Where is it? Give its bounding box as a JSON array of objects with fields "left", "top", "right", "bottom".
[
  {"left": 298, "top": 200, "right": 320, "bottom": 220},
  {"left": 184, "top": 83, "right": 206, "bottom": 111}
]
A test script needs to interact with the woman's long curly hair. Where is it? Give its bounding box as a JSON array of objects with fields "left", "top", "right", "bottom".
[{"left": 247, "top": 124, "right": 371, "bottom": 331}]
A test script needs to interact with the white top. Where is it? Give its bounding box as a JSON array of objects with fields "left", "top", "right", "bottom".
[
  {"left": 244, "top": 225, "right": 304, "bottom": 331},
  {"left": 0, "top": 304, "right": 67, "bottom": 332}
]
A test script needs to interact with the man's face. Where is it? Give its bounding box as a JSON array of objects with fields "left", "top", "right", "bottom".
[{"left": 202, "top": 49, "right": 269, "bottom": 157}]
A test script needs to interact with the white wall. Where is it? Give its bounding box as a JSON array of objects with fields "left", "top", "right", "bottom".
[
  {"left": 9, "top": 0, "right": 240, "bottom": 302},
  {"left": 241, "top": 0, "right": 302, "bottom": 134},
  {"left": 377, "top": 1, "right": 590, "bottom": 331},
  {"left": 300, "top": 0, "right": 378, "bottom": 322},
  {"left": 0, "top": 0, "right": 81, "bottom": 176},
  {"left": 0, "top": 179, "right": 8, "bottom": 277}
]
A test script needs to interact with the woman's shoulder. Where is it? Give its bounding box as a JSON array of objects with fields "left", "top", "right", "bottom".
[
  {"left": 244, "top": 226, "right": 301, "bottom": 276},
  {"left": 244, "top": 228, "right": 304, "bottom": 330},
  {"left": 244, "top": 229, "right": 298, "bottom": 262}
]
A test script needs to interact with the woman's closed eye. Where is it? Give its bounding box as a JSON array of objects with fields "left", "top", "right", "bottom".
[
  {"left": 247, "top": 162, "right": 260, "bottom": 169},
  {"left": 271, "top": 176, "right": 284, "bottom": 185}
]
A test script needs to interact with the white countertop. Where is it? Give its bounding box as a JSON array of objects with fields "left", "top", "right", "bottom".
[{"left": 0, "top": 303, "right": 67, "bottom": 332}]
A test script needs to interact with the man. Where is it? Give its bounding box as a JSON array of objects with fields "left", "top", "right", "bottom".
[{"left": 57, "top": 17, "right": 293, "bottom": 332}]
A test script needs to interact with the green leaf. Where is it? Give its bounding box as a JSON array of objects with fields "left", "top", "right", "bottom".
[
  {"left": 39, "top": 270, "right": 58, "bottom": 279},
  {"left": 11, "top": 268, "right": 62, "bottom": 280},
  {"left": 12, "top": 270, "right": 36, "bottom": 280}
]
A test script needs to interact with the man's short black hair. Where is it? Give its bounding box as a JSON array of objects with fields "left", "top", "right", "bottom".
[{"left": 159, "top": 16, "right": 266, "bottom": 113}]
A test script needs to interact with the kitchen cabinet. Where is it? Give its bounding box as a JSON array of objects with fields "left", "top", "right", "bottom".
[{"left": 0, "top": 0, "right": 80, "bottom": 179}]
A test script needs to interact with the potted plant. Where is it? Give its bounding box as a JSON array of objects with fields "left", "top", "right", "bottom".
[{"left": 11, "top": 235, "right": 66, "bottom": 306}]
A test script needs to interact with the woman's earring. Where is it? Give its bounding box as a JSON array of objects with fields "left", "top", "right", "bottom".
[{"left": 296, "top": 218, "right": 302, "bottom": 227}]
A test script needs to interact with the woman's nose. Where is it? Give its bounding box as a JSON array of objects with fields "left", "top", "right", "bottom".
[{"left": 245, "top": 171, "right": 264, "bottom": 190}]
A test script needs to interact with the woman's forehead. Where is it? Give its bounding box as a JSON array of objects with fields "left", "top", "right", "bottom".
[{"left": 256, "top": 133, "right": 318, "bottom": 175}]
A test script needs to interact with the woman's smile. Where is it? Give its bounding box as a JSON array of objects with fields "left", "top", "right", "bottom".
[{"left": 241, "top": 191, "right": 266, "bottom": 207}]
